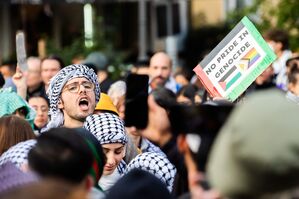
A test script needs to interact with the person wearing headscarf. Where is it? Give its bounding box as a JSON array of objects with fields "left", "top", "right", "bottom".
[
  {"left": 84, "top": 113, "right": 128, "bottom": 192},
  {"left": 125, "top": 152, "right": 177, "bottom": 192},
  {"left": 0, "top": 88, "right": 36, "bottom": 128},
  {"left": 0, "top": 139, "right": 36, "bottom": 172},
  {"left": 43, "top": 64, "right": 100, "bottom": 132}
]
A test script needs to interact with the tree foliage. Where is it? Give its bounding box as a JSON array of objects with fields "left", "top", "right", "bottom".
[{"left": 227, "top": 0, "right": 299, "bottom": 51}]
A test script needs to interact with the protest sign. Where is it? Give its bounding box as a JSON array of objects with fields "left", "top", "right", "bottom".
[
  {"left": 16, "top": 31, "right": 28, "bottom": 72},
  {"left": 193, "top": 16, "right": 276, "bottom": 101}
]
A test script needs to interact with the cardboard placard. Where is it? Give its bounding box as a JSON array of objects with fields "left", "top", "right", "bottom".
[{"left": 193, "top": 16, "right": 276, "bottom": 101}]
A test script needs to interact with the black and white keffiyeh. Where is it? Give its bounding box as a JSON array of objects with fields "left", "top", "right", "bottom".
[
  {"left": 44, "top": 64, "right": 100, "bottom": 131},
  {"left": 117, "top": 159, "right": 127, "bottom": 174},
  {"left": 125, "top": 152, "right": 176, "bottom": 192},
  {"left": 141, "top": 138, "right": 166, "bottom": 156},
  {"left": 83, "top": 113, "right": 128, "bottom": 145},
  {"left": 0, "top": 140, "right": 36, "bottom": 168}
]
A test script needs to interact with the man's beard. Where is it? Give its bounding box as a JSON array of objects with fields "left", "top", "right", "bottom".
[{"left": 150, "top": 76, "right": 167, "bottom": 89}]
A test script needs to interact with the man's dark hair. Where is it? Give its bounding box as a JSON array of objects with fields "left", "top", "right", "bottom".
[
  {"left": 288, "top": 64, "right": 299, "bottom": 85},
  {"left": 151, "top": 87, "right": 177, "bottom": 112},
  {"left": 264, "top": 29, "right": 289, "bottom": 50},
  {"left": 42, "top": 55, "right": 65, "bottom": 69},
  {"left": 28, "top": 127, "right": 93, "bottom": 184}
]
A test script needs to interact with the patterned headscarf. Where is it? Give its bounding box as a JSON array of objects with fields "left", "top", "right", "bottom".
[
  {"left": 0, "top": 140, "right": 37, "bottom": 168},
  {"left": 125, "top": 152, "right": 177, "bottom": 192},
  {"left": 45, "top": 64, "right": 100, "bottom": 131},
  {"left": 83, "top": 113, "right": 128, "bottom": 145}
]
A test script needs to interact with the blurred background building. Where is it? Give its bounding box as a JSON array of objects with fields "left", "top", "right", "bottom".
[{"left": 0, "top": 0, "right": 253, "bottom": 71}]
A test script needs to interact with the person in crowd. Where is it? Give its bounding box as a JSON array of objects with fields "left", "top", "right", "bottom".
[
  {"left": 41, "top": 55, "right": 65, "bottom": 91},
  {"left": 142, "top": 87, "right": 178, "bottom": 159},
  {"left": 106, "top": 169, "right": 172, "bottom": 199},
  {"left": 74, "top": 128, "right": 107, "bottom": 199},
  {"left": 107, "top": 80, "right": 126, "bottom": 120},
  {"left": 28, "top": 95, "right": 49, "bottom": 134},
  {"left": 286, "top": 55, "right": 299, "bottom": 75},
  {"left": 0, "top": 60, "right": 17, "bottom": 91},
  {"left": 174, "top": 68, "right": 190, "bottom": 87},
  {"left": 83, "top": 52, "right": 113, "bottom": 93},
  {"left": 169, "top": 103, "right": 233, "bottom": 199},
  {"left": 246, "top": 65, "right": 277, "bottom": 95},
  {"left": 207, "top": 89, "right": 299, "bottom": 199},
  {"left": 94, "top": 92, "right": 139, "bottom": 165},
  {"left": 141, "top": 87, "right": 188, "bottom": 196},
  {"left": 176, "top": 84, "right": 202, "bottom": 105},
  {"left": 26, "top": 57, "right": 46, "bottom": 100},
  {"left": 28, "top": 127, "right": 105, "bottom": 199},
  {"left": 83, "top": 113, "right": 128, "bottom": 192},
  {"left": 126, "top": 124, "right": 165, "bottom": 155},
  {"left": 0, "top": 88, "right": 36, "bottom": 127},
  {"left": 125, "top": 152, "right": 176, "bottom": 192},
  {"left": 286, "top": 65, "right": 299, "bottom": 104},
  {"left": 43, "top": 64, "right": 100, "bottom": 132},
  {"left": 264, "top": 29, "right": 293, "bottom": 90},
  {"left": 148, "top": 52, "right": 179, "bottom": 93},
  {"left": 0, "top": 116, "right": 36, "bottom": 155},
  {"left": 0, "top": 139, "right": 36, "bottom": 171},
  {"left": 94, "top": 93, "right": 119, "bottom": 116}
]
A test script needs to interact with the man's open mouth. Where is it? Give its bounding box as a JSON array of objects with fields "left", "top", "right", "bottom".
[{"left": 79, "top": 98, "right": 89, "bottom": 110}]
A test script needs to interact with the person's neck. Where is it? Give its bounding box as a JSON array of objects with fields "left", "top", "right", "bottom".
[
  {"left": 44, "top": 84, "right": 49, "bottom": 92},
  {"left": 159, "top": 132, "right": 172, "bottom": 147},
  {"left": 63, "top": 118, "right": 84, "bottom": 128}
]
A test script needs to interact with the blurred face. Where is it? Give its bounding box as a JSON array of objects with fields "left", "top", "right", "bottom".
[
  {"left": 267, "top": 40, "right": 282, "bottom": 54},
  {"left": 102, "top": 143, "right": 125, "bottom": 175},
  {"left": 142, "top": 94, "right": 171, "bottom": 143},
  {"left": 41, "top": 59, "right": 61, "bottom": 86},
  {"left": 175, "top": 74, "right": 189, "bottom": 86},
  {"left": 97, "top": 71, "right": 107, "bottom": 83},
  {"left": 149, "top": 53, "right": 172, "bottom": 87},
  {"left": 28, "top": 96, "right": 49, "bottom": 128},
  {"left": 58, "top": 77, "right": 96, "bottom": 126},
  {"left": 27, "top": 59, "right": 42, "bottom": 88},
  {"left": 0, "top": 65, "right": 13, "bottom": 78},
  {"left": 115, "top": 96, "right": 125, "bottom": 120}
]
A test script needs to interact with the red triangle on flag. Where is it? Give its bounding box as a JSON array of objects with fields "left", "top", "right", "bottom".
[{"left": 219, "top": 81, "right": 226, "bottom": 90}]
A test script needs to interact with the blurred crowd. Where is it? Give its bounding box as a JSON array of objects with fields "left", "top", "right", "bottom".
[{"left": 0, "top": 28, "right": 299, "bottom": 199}]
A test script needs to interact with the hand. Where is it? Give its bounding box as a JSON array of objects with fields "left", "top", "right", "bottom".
[
  {"left": 12, "top": 65, "right": 27, "bottom": 99},
  {"left": 189, "top": 172, "right": 222, "bottom": 199}
]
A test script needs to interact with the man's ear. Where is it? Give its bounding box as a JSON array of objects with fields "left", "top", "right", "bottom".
[{"left": 57, "top": 98, "right": 64, "bottom": 109}]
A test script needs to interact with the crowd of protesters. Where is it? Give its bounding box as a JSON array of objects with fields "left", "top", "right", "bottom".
[{"left": 0, "top": 28, "right": 299, "bottom": 199}]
